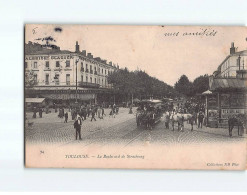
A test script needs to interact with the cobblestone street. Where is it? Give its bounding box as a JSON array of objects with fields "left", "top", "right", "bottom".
[{"left": 25, "top": 108, "right": 246, "bottom": 148}]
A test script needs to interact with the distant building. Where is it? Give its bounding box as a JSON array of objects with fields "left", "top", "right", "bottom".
[
  {"left": 213, "top": 42, "right": 247, "bottom": 78},
  {"left": 25, "top": 41, "right": 119, "bottom": 107},
  {"left": 207, "top": 42, "right": 247, "bottom": 128}
]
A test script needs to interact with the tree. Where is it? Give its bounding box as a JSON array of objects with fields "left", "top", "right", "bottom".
[
  {"left": 174, "top": 75, "right": 193, "bottom": 96},
  {"left": 192, "top": 74, "right": 209, "bottom": 95},
  {"left": 25, "top": 70, "right": 37, "bottom": 88},
  {"left": 108, "top": 68, "right": 177, "bottom": 102}
]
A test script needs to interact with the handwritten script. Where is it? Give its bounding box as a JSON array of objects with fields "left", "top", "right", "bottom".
[{"left": 163, "top": 28, "right": 217, "bottom": 37}]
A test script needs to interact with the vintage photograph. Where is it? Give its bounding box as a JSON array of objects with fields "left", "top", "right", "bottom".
[{"left": 24, "top": 25, "right": 247, "bottom": 169}]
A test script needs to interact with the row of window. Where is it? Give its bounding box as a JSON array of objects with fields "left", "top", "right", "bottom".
[
  {"left": 25, "top": 61, "right": 71, "bottom": 69},
  {"left": 80, "top": 62, "right": 110, "bottom": 75},
  {"left": 25, "top": 61, "right": 112, "bottom": 75},
  {"left": 34, "top": 73, "right": 108, "bottom": 86},
  {"left": 80, "top": 75, "right": 107, "bottom": 85}
]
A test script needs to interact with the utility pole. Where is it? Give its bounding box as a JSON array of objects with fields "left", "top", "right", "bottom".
[{"left": 75, "top": 59, "right": 79, "bottom": 104}]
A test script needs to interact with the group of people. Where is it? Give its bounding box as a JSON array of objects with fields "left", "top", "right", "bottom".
[
  {"left": 32, "top": 107, "right": 44, "bottom": 118},
  {"left": 70, "top": 104, "right": 111, "bottom": 122},
  {"left": 72, "top": 103, "right": 120, "bottom": 140},
  {"left": 164, "top": 108, "right": 205, "bottom": 130},
  {"left": 136, "top": 104, "right": 163, "bottom": 129}
]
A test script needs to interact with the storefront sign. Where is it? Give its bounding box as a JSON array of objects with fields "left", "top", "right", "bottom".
[
  {"left": 221, "top": 108, "right": 245, "bottom": 119},
  {"left": 208, "top": 95, "right": 217, "bottom": 109},
  {"left": 25, "top": 55, "right": 73, "bottom": 60},
  {"left": 208, "top": 109, "right": 219, "bottom": 122},
  {"left": 42, "top": 93, "right": 95, "bottom": 100}
]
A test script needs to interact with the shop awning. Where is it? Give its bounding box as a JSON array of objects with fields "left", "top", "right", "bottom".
[
  {"left": 209, "top": 78, "right": 246, "bottom": 91},
  {"left": 202, "top": 90, "right": 212, "bottom": 95},
  {"left": 41, "top": 93, "right": 94, "bottom": 100},
  {"left": 25, "top": 98, "right": 45, "bottom": 103}
]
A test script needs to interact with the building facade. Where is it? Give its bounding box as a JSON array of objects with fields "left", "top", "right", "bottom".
[
  {"left": 213, "top": 42, "right": 247, "bottom": 78},
  {"left": 25, "top": 41, "right": 119, "bottom": 107},
  {"left": 208, "top": 43, "right": 247, "bottom": 128}
]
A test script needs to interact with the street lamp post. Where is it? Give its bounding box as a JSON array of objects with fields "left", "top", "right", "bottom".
[{"left": 75, "top": 59, "right": 79, "bottom": 104}]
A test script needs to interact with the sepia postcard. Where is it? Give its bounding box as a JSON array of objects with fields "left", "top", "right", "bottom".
[{"left": 24, "top": 24, "right": 247, "bottom": 170}]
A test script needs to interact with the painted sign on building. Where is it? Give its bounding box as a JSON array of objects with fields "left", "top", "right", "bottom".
[{"left": 221, "top": 108, "right": 245, "bottom": 119}]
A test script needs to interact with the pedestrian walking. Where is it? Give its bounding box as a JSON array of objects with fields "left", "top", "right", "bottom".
[
  {"left": 62, "top": 108, "right": 65, "bottom": 118},
  {"left": 74, "top": 116, "right": 82, "bottom": 140},
  {"left": 45, "top": 106, "right": 49, "bottom": 114},
  {"left": 97, "top": 107, "right": 102, "bottom": 119},
  {"left": 87, "top": 107, "right": 91, "bottom": 117},
  {"left": 91, "top": 108, "right": 97, "bottom": 121},
  {"left": 164, "top": 112, "right": 170, "bottom": 129},
  {"left": 39, "top": 107, "right": 43, "bottom": 118},
  {"left": 82, "top": 107, "right": 87, "bottom": 120},
  {"left": 129, "top": 105, "right": 133, "bottom": 114},
  {"left": 102, "top": 107, "right": 106, "bottom": 116},
  {"left": 64, "top": 112, "right": 68, "bottom": 123},
  {"left": 54, "top": 104, "right": 57, "bottom": 113},
  {"left": 198, "top": 111, "right": 204, "bottom": 128},
  {"left": 71, "top": 108, "right": 74, "bottom": 120},
  {"left": 33, "top": 107, "right": 37, "bottom": 118}
]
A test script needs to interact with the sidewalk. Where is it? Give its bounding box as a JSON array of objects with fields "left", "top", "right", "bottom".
[{"left": 185, "top": 122, "right": 247, "bottom": 138}]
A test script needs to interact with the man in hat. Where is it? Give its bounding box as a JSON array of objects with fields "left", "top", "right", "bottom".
[
  {"left": 64, "top": 112, "right": 68, "bottom": 123},
  {"left": 198, "top": 111, "right": 204, "bottom": 128},
  {"left": 91, "top": 107, "right": 97, "bottom": 121},
  {"left": 74, "top": 116, "right": 82, "bottom": 140}
]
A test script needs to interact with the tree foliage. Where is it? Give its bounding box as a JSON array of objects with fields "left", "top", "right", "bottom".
[
  {"left": 174, "top": 74, "right": 209, "bottom": 97},
  {"left": 174, "top": 75, "right": 193, "bottom": 96},
  {"left": 108, "top": 68, "right": 177, "bottom": 102},
  {"left": 192, "top": 74, "right": 209, "bottom": 95},
  {"left": 25, "top": 70, "right": 37, "bottom": 88}
]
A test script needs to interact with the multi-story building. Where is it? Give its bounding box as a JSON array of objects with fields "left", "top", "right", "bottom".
[
  {"left": 207, "top": 42, "right": 247, "bottom": 128},
  {"left": 213, "top": 42, "right": 247, "bottom": 78},
  {"left": 25, "top": 41, "right": 119, "bottom": 107}
]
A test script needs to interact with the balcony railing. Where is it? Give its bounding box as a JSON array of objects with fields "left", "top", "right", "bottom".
[
  {"left": 45, "top": 81, "right": 49, "bottom": 85},
  {"left": 81, "top": 68, "right": 84, "bottom": 72},
  {"left": 85, "top": 69, "right": 89, "bottom": 73},
  {"left": 94, "top": 71, "right": 97, "bottom": 75},
  {"left": 79, "top": 82, "right": 100, "bottom": 88},
  {"left": 66, "top": 81, "right": 70, "bottom": 85},
  {"left": 90, "top": 70, "right": 93, "bottom": 74}
]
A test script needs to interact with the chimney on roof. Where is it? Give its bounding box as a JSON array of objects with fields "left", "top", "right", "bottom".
[
  {"left": 230, "top": 42, "right": 235, "bottom": 55},
  {"left": 75, "top": 41, "right": 80, "bottom": 53},
  {"left": 82, "top": 50, "right": 86, "bottom": 56},
  {"left": 109, "top": 61, "right": 112, "bottom": 66},
  {"left": 87, "top": 53, "right": 93, "bottom": 58}
]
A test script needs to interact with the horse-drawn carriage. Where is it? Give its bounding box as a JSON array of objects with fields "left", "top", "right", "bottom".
[{"left": 136, "top": 99, "right": 163, "bottom": 129}]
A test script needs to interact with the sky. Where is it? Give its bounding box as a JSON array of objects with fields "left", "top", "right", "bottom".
[{"left": 25, "top": 25, "right": 247, "bottom": 86}]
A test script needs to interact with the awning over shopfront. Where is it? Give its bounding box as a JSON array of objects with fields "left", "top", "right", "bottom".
[
  {"left": 41, "top": 93, "right": 94, "bottom": 100},
  {"left": 202, "top": 90, "right": 212, "bottom": 95},
  {"left": 209, "top": 78, "right": 246, "bottom": 91},
  {"left": 25, "top": 98, "right": 45, "bottom": 103}
]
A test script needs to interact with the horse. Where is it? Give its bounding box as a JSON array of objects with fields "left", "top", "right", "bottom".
[
  {"left": 228, "top": 114, "right": 246, "bottom": 137},
  {"left": 170, "top": 113, "right": 194, "bottom": 131},
  {"left": 170, "top": 113, "right": 184, "bottom": 131},
  {"left": 183, "top": 113, "right": 195, "bottom": 130},
  {"left": 163, "top": 111, "right": 171, "bottom": 129},
  {"left": 136, "top": 111, "right": 154, "bottom": 130},
  {"left": 146, "top": 112, "right": 155, "bottom": 130}
]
